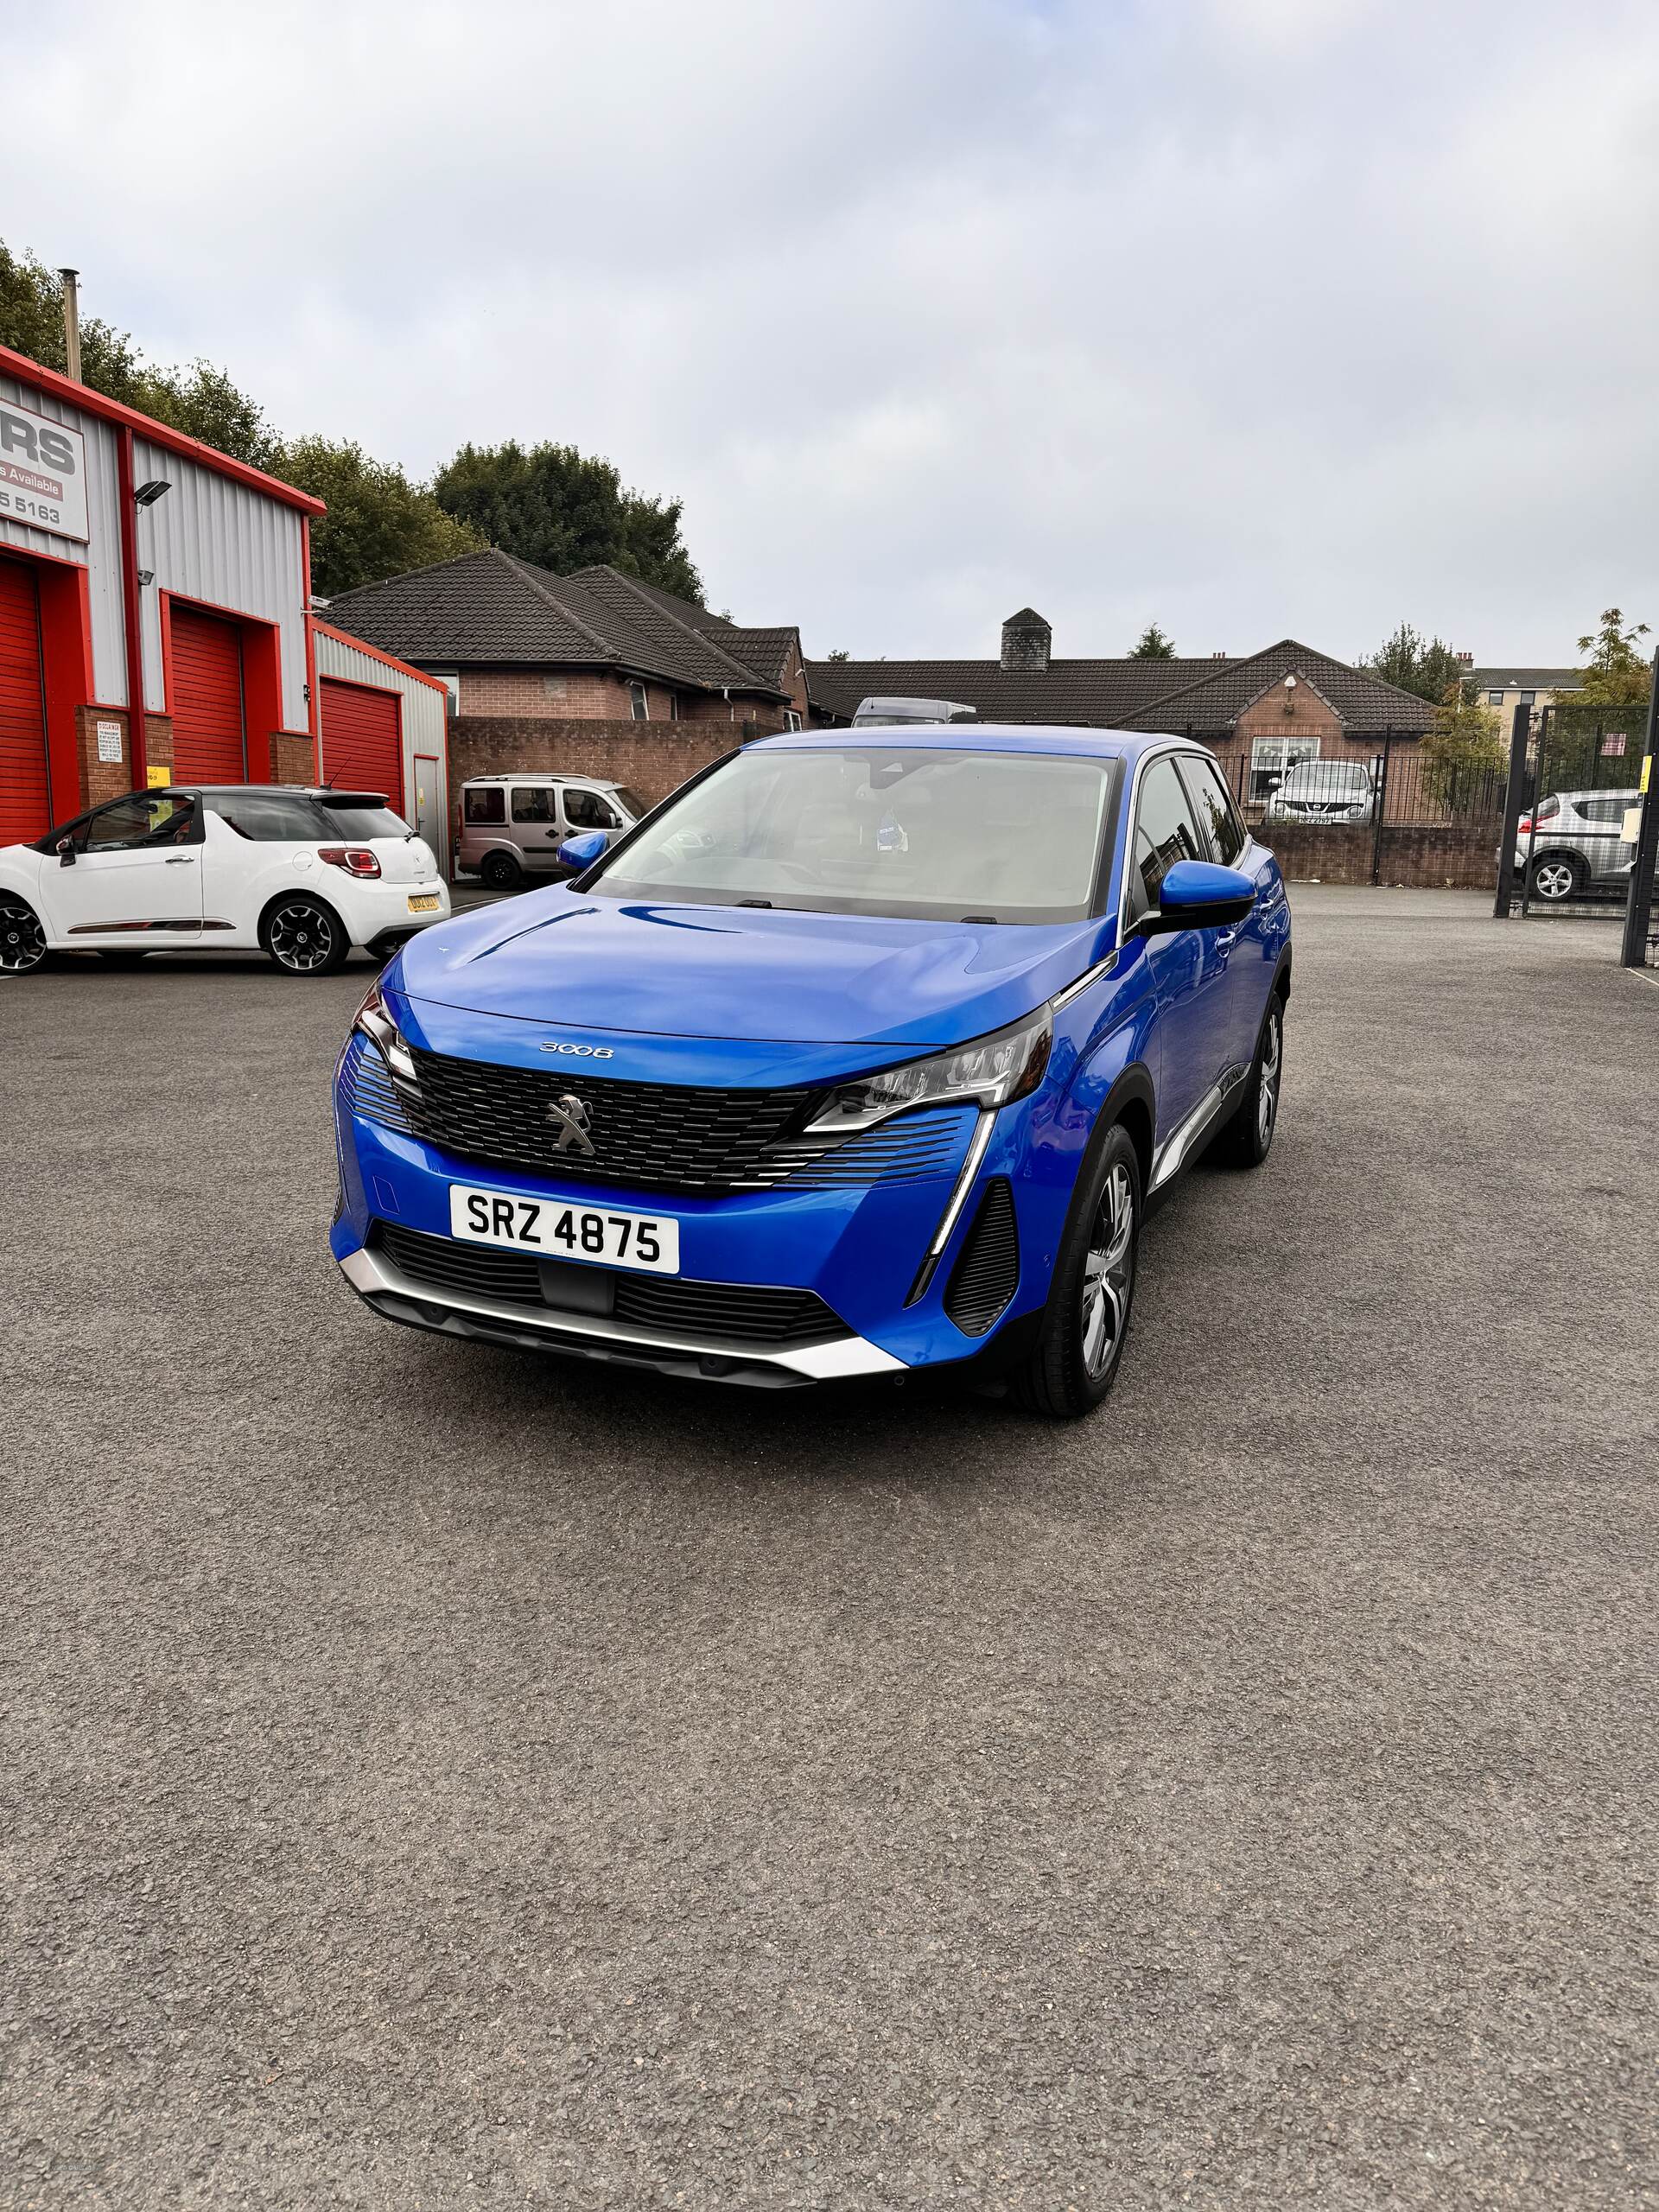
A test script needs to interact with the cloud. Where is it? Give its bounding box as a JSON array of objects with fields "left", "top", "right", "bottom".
[{"left": 10, "top": 0, "right": 1658, "bottom": 659}]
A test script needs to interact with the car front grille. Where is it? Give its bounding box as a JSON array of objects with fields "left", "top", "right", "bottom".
[
  {"left": 377, "top": 1044, "right": 969, "bottom": 1196},
  {"left": 371, "top": 1220, "right": 847, "bottom": 1348}
]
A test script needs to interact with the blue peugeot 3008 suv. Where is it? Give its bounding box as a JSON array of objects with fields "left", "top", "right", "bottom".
[{"left": 332, "top": 728, "right": 1291, "bottom": 1418}]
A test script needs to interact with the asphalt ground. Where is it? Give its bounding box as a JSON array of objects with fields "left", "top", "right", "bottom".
[{"left": 3, "top": 889, "right": 1656, "bottom": 2210}]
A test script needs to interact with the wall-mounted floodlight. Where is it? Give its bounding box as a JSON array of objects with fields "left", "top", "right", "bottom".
[{"left": 133, "top": 480, "right": 172, "bottom": 507}]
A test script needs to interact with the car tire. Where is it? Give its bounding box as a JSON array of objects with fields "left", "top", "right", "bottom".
[
  {"left": 0, "top": 895, "right": 48, "bottom": 977},
  {"left": 480, "top": 852, "right": 524, "bottom": 893},
  {"left": 1217, "top": 990, "right": 1285, "bottom": 1170},
  {"left": 262, "top": 895, "right": 348, "bottom": 976},
  {"left": 1529, "top": 852, "right": 1583, "bottom": 903},
  {"left": 1010, "top": 1121, "right": 1141, "bottom": 1420}
]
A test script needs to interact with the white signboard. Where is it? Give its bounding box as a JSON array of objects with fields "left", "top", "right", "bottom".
[
  {"left": 96, "top": 719, "right": 123, "bottom": 764},
  {"left": 0, "top": 394, "right": 90, "bottom": 543}
]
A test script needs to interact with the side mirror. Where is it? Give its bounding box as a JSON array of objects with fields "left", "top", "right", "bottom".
[
  {"left": 557, "top": 830, "right": 607, "bottom": 869},
  {"left": 1140, "top": 858, "right": 1255, "bottom": 935},
  {"left": 56, "top": 836, "right": 76, "bottom": 868}
]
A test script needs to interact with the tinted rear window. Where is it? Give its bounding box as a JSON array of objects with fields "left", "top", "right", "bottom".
[
  {"left": 208, "top": 792, "right": 331, "bottom": 841},
  {"left": 464, "top": 787, "right": 505, "bottom": 823},
  {"left": 316, "top": 799, "right": 410, "bottom": 839}
]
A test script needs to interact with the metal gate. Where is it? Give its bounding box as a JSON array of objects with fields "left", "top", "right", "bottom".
[{"left": 1506, "top": 703, "right": 1643, "bottom": 917}]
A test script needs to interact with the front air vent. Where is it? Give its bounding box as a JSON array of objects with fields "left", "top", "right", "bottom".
[{"left": 944, "top": 1179, "right": 1020, "bottom": 1336}]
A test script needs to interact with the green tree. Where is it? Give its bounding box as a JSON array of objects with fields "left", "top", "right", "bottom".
[
  {"left": 434, "top": 441, "right": 702, "bottom": 600},
  {"left": 1128, "top": 622, "right": 1175, "bottom": 659},
  {"left": 1571, "top": 607, "right": 1652, "bottom": 708},
  {"left": 1361, "top": 622, "right": 1467, "bottom": 703},
  {"left": 824, "top": 647, "right": 850, "bottom": 663},
  {"left": 283, "top": 437, "right": 485, "bottom": 598},
  {"left": 1421, "top": 684, "right": 1505, "bottom": 816}
]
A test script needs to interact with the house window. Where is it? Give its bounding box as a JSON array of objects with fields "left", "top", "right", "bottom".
[
  {"left": 666, "top": 693, "right": 680, "bottom": 721},
  {"left": 1519, "top": 690, "right": 1535, "bottom": 706},
  {"left": 785, "top": 709, "right": 803, "bottom": 731},
  {"left": 1249, "top": 734, "right": 1319, "bottom": 802},
  {"left": 629, "top": 681, "right": 649, "bottom": 721},
  {"left": 1487, "top": 690, "right": 1503, "bottom": 706},
  {"left": 431, "top": 670, "right": 461, "bottom": 719}
]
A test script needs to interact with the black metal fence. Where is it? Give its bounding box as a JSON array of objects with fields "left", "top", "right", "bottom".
[{"left": 1500, "top": 702, "right": 1650, "bottom": 928}]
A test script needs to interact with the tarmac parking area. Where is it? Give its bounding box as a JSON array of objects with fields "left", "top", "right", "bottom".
[{"left": 3, "top": 888, "right": 1656, "bottom": 2209}]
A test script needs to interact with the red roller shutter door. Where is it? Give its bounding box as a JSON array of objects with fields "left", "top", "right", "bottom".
[
  {"left": 321, "top": 678, "right": 402, "bottom": 806},
  {"left": 0, "top": 559, "right": 50, "bottom": 844},
  {"left": 170, "top": 607, "right": 246, "bottom": 782}
]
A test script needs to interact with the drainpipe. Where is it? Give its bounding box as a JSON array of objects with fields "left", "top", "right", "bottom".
[
  {"left": 115, "top": 426, "right": 149, "bottom": 788},
  {"left": 58, "top": 268, "right": 81, "bottom": 381}
]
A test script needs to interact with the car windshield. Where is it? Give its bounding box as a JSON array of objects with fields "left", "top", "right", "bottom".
[
  {"left": 1280, "top": 764, "right": 1370, "bottom": 794},
  {"left": 588, "top": 745, "right": 1118, "bottom": 923},
  {"left": 613, "top": 787, "right": 647, "bottom": 819}
]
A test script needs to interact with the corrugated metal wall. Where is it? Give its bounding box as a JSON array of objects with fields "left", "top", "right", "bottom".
[
  {"left": 133, "top": 436, "right": 308, "bottom": 726},
  {"left": 315, "top": 626, "right": 451, "bottom": 873},
  {"left": 0, "top": 371, "right": 129, "bottom": 704}
]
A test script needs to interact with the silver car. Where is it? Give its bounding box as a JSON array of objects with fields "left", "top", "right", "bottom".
[
  {"left": 1504, "top": 788, "right": 1638, "bottom": 903},
  {"left": 457, "top": 774, "right": 644, "bottom": 891},
  {"left": 1262, "top": 760, "right": 1378, "bottom": 825}
]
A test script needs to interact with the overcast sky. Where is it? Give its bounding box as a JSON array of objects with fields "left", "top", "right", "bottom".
[{"left": 11, "top": 0, "right": 1658, "bottom": 662}]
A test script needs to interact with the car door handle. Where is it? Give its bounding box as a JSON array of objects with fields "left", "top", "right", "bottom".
[
  {"left": 1215, "top": 929, "right": 1236, "bottom": 951},
  {"left": 164, "top": 855, "right": 195, "bottom": 864}
]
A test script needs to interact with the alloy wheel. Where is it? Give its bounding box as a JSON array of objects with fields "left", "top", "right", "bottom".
[
  {"left": 1080, "top": 1161, "right": 1135, "bottom": 1380},
  {"left": 269, "top": 902, "right": 335, "bottom": 973},
  {"left": 1533, "top": 859, "right": 1578, "bottom": 902},
  {"left": 1258, "top": 1005, "right": 1282, "bottom": 1147},
  {"left": 0, "top": 899, "right": 47, "bottom": 976}
]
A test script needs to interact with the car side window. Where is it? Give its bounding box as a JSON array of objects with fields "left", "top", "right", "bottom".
[
  {"left": 80, "top": 794, "right": 199, "bottom": 851},
  {"left": 1179, "top": 756, "right": 1246, "bottom": 867},
  {"left": 563, "top": 787, "right": 620, "bottom": 831},
  {"left": 464, "top": 787, "right": 505, "bottom": 824},
  {"left": 511, "top": 785, "right": 556, "bottom": 823},
  {"left": 1132, "top": 757, "right": 1206, "bottom": 912}
]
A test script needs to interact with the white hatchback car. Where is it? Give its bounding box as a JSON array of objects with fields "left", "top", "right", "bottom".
[{"left": 0, "top": 784, "right": 450, "bottom": 978}]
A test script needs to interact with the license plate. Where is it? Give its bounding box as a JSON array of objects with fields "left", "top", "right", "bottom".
[
  {"left": 448, "top": 1184, "right": 679, "bottom": 1274},
  {"left": 408, "top": 893, "right": 441, "bottom": 913}
]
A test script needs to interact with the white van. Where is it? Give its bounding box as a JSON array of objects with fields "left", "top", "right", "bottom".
[{"left": 457, "top": 774, "right": 645, "bottom": 890}]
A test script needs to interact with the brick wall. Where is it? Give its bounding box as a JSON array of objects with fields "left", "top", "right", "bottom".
[
  {"left": 460, "top": 666, "right": 636, "bottom": 718},
  {"left": 449, "top": 716, "right": 750, "bottom": 812},
  {"left": 73, "top": 707, "right": 174, "bottom": 807},
  {"left": 271, "top": 733, "right": 318, "bottom": 783},
  {"left": 455, "top": 665, "right": 791, "bottom": 731},
  {"left": 1265, "top": 821, "right": 1499, "bottom": 890}
]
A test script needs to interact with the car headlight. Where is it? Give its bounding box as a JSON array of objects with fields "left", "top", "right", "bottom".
[
  {"left": 804, "top": 1007, "right": 1052, "bottom": 1136},
  {"left": 353, "top": 978, "right": 417, "bottom": 1084}
]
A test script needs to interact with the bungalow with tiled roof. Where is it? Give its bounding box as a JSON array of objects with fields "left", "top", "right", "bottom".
[
  {"left": 808, "top": 608, "right": 1437, "bottom": 806},
  {"left": 318, "top": 550, "right": 813, "bottom": 806}
]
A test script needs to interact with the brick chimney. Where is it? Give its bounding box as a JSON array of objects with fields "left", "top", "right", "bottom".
[{"left": 1001, "top": 607, "right": 1052, "bottom": 672}]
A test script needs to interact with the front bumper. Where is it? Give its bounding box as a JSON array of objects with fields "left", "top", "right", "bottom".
[
  {"left": 330, "top": 1054, "right": 1084, "bottom": 1383},
  {"left": 339, "top": 1239, "right": 906, "bottom": 1388}
]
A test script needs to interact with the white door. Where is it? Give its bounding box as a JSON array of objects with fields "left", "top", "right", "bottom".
[{"left": 49, "top": 791, "right": 207, "bottom": 944}]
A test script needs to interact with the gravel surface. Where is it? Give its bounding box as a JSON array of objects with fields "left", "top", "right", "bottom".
[{"left": 3, "top": 889, "right": 1656, "bottom": 2209}]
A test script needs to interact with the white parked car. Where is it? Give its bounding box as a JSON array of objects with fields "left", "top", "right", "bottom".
[
  {"left": 1262, "top": 760, "right": 1378, "bottom": 825},
  {"left": 0, "top": 784, "right": 450, "bottom": 978}
]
